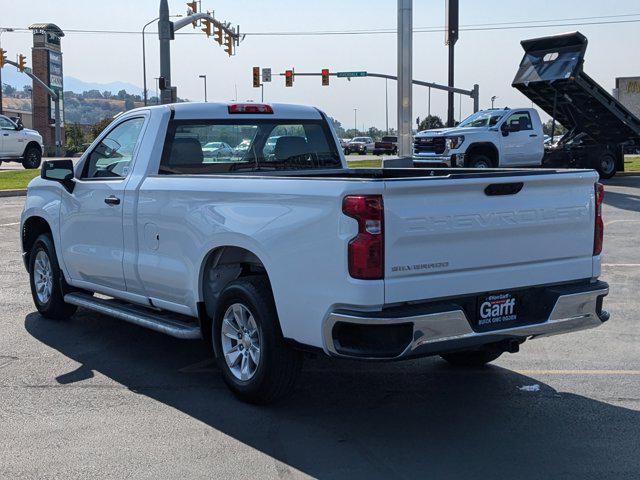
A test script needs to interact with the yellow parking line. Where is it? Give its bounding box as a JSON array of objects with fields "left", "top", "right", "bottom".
[{"left": 516, "top": 369, "right": 640, "bottom": 376}]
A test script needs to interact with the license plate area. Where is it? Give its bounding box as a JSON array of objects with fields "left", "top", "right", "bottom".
[{"left": 474, "top": 291, "right": 524, "bottom": 332}]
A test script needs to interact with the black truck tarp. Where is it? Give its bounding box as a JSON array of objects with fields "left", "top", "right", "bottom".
[{"left": 512, "top": 31, "right": 640, "bottom": 145}]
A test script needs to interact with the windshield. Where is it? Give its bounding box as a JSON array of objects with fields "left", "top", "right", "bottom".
[{"left": 458, "top": 110, "right": 506, "bottom": 128}]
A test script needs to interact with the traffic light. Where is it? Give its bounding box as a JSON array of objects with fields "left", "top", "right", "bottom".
[
  {"left": 285, "top": 70, "right": 294, "bottom": 87},
  {"left": 201, "top": 19, "right": 211, "bottom": 37},
  {"left": 186, "top": 1, "right": 197, "bottom": 13},
  {"left": 17, "top": 54, "right": 26, "bottom": 72},
  {"left": 0, "top": 48, "right": 6, "bottom": 69},
  {"left": 224, "top": 34, "right": 234, "bottom": 56},
  {"left": 214, "top": 27, "right": 223, "bottom": 45},
  {"left": 322, "top": 69, "right": 330, "bottom": 86},
  {"left": 253, "top": 67, "right": 261, "bottom": 88}
]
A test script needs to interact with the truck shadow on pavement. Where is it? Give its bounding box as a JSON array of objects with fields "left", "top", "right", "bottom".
[{"left": 25, "top": 310, "right": 640, "bottom": 480}]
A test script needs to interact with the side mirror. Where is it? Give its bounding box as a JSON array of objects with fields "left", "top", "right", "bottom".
[
  {"left": 16, "top": 123, "right": 24, "bottom": 131},
  {"left": 41, "top": 159, "right": 75, "bottom": 193}
]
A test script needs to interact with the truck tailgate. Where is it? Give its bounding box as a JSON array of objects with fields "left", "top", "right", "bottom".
[{"left": 383, "top": 171, "right": 598, "bottom": 304}]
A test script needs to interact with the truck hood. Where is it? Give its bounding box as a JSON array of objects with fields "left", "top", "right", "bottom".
[
  {"left": 416, "top": 127, "right": 489, "bottom": 138},
  {"left": 23, "top": 128, "right": 42, "bottom": 137}
]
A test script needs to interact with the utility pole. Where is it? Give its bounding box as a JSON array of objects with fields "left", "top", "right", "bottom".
[
  {"left": 428, "top": 87, "right": 431, "bottom": 117},
  {"left": 491, "top": 95, "right": 497, "bottom": 108},
  {"left": 354, "top": 108, "right": 358, "bottom": 135},
  {"left": 445, "top": 0, "right": 459, "bottom": 127},
  {"left": 385, "top": 78, "right": 389, "bottom": 134},
  {"left": 397, "top": 0, "right": 413, "bottom": 157},
  {"left": 199, "top": 74, "right": 207, "bottom": 102}
]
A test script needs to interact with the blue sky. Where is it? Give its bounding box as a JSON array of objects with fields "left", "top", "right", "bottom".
[{"left": 2, "top": 0, "right": 640, "bottom": 129}]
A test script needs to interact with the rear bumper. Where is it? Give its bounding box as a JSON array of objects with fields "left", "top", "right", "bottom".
[{"left": 323, "top": 280, "right": 609, "bottom": 360}]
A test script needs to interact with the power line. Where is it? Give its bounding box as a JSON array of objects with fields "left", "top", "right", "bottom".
[{"left": 2, "top": 13, "right": 640, "bottom": 37}]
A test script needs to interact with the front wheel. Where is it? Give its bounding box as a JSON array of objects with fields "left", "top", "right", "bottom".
[
  {"left": 22, "top": 145, "right": 42, "bottom": 169},
  {"left": 28, "top": 234, "right": 77, "bottom": 319},
  {"left": 596, "top": 154, "right": 616, "bottom": 179},
  {"left": 440, "top": 349, "right": 503, "bottom": 367},
  {"left": 467, "top": 154, "right": 493, "bottom": 169},
  {"left": 213, "top": 276, "right": 303, "bottom": 404}
]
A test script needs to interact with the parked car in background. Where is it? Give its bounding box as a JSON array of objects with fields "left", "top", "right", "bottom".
[
  {"left": 21, "top": 101, "right": 609, "bottom": 404},
  {"left": 0, "top": 114, "right": 44, "bottom": 169},
  {"left": 373, "top": 135, "right": 398, "bottom": 155},
  {"left": 340, "top": 138, "right": 351, "bottom": 150},
  {"left": 202, "top": 141, "right": 234, "bottom": 159},
  {"left": 345, "top": 137, "right": 374, "bottom": 155}
]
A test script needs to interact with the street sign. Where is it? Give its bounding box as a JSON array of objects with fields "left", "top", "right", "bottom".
[
  {"left": 337, "top": 71, "right": 367, "bottom": 78},
  {"left": 262, "top": 68, "right": 272, "bottom": 83}
]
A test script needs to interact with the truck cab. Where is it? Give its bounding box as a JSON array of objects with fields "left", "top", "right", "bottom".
[
  {"left": 413, "top": 108, "right": 545, "bottom": 169},
  {"left": 0, "top": 115, "right": 44, "bottom": 169}
]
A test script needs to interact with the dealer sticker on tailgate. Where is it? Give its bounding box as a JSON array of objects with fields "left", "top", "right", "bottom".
[{"left": 476, "top": 292, "right": 519, "bottom": 330}]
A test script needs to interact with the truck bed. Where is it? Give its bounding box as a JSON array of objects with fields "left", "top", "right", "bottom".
[{"left": 512, "top": 31, "right": 640, "bottom": 145}]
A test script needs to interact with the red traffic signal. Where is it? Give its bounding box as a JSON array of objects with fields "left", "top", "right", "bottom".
[
  {"left": 285, "top": 70, "right": 294, "bottom": 87},
  {"left": 253, "top": 67, "right": 261, "bottom": 88},
  {"left": 224, "top": 34, "right": 234, "bottom": 56},
  {"left": 322, "top": 69, "right": 329, "bottom": 86}
]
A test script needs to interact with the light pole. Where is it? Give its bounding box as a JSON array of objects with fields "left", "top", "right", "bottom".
[
  {"left": 0, "top": 28, "right": 15, "bottom": 115},
  {"left": 353, "top": 108, "right": 358, "bottom": 135},
  {"left": 142, "top": 15, "right": 181, "bottom": 106},
  {"left": 385, "top": 78, "right": 389, "bottom": 134},
  {"left": 491, "top": 95, "right": 497, "bottom": 108},
  {"left": 154, "top": 77, "right": 160, "bottom": 104},
  {"left": 199, "top": 74, "right": 207, "bottom": 102}
]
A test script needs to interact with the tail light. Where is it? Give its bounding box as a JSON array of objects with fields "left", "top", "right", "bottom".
[
  {"left": 342, "top": 195, "right": 384, "bottom": 280},
  {"left": 593, "top": 182, "right": 604, "bottom": 256}
]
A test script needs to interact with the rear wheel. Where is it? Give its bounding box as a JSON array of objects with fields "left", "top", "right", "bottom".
[
  {"left": 467, "top": 154, "right": 493, "bottom": 169},
  {"left": 28, "top": 234, "right": 77, "bottom": 319},
  {"left": 440, "top": 349, "right": 503, "bottom": 367},
  {"left": 213, "top": 276, "right": 303, "bottom": 404},
  {"left": 595, "top": 154, "right": 616, "bottom": 179},
  {"left": 22, "top": 145, "right": 42, "bottom": 170}
]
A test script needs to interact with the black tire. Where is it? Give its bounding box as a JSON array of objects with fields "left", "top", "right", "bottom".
[
  {"left": 440, "top": 349, "right": 503, "bottom": 367},
  {"left": 359, "top": 151, "right": 366, "bottom": 156},
  {"left": 595, "top": 154, "right": 616, "bottom": 180},
  {"left": 22, "top": 145, "right": 42, "bottom": 170},
  {"left": 344, "top": 149, "right": 350, "bottom": 156},
  {"left": 213, "top": 276, "right": 303, "bottom": 404},
  {"left": 467, "top": 154, "right": 493, "bottom": 169},
  {"left": 28, "top": 234, "right": 77, "bottom": 319}
]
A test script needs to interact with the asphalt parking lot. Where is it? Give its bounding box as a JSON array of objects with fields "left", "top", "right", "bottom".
[{"left": 1, "top": 177, "right": 639, "bottom": 479}]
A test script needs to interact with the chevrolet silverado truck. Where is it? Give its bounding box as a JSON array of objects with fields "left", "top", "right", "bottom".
[
  {"left": 21, "top": 102, "right": 609, "bottom": 404},
  {"left": 413, "top": 108, "right": 545, "bottom": 169},
  {"left": 0, "top": 114, "right": 43, "bottom": 169}
]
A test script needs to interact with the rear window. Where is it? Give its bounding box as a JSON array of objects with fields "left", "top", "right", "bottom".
[
  {"left": 159, "top": 119, "right": 341, "bottom": 174},
  {"left": 381, "top": 136, "right": 397, "bottom": 142}
]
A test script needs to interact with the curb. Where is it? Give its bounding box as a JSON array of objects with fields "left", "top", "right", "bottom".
[
  {"left": 617, "top": 172, "right": 640, "bottom": 177},
  {"left": 0, "top": 189, "right": 27, "bottom": 198}
]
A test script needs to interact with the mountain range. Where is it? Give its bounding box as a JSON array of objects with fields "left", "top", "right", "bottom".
[{"left": 1, "top": 67, "right": 143, "bottom": 96}]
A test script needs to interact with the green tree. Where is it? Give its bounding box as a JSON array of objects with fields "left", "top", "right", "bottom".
[
  {"left": 418, "top": 115, "right": 445, "bottom": 132},
  {"left": 89, "top": 117, "right": 114, "bottom": 141},
  {"left": 124, "top": 97, "right": 135, "bottom": 111},
  {"left": 542, "top": 119, "right": 567, "bottom": 137},
  {"left": 65, "top": 123, "right": 86, "bottom": 155}
]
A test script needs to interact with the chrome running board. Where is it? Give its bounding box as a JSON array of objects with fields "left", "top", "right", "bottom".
[{"left": 64, "top": 292, "right": 201, "bottom": 340}]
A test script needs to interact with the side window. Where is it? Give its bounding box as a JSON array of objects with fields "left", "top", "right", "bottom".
[
  {"left": 82, "top": 117, "right": 145, "bottom": 179},
  {"left": 505, "top": 112, "right": 533, "bottom": 131},
  {"left": 0, "top": 117, "right": 16, "bottom": 130}
]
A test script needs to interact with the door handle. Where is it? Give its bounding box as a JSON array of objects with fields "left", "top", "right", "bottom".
[
  {"left": 104, "top": 195, "right": 121, "bottom": 206},
  {"left": 529, "top": 134, "right": 538, "bottom": 137},
  {"left": 2, "top": 133, "right": 8, "bottom": 136}
]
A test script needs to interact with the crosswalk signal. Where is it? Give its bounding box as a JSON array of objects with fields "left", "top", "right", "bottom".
[
  {"left": 17, "top": 54, "right": 27, "bottom": 72},
  {"left": 285, "top": 70, "right": 294, "bottom": 87},
  {"left": 201, "top": 19, "right": 212, "bottom": 36},
  {"left": 322, "top": 69, "right": 330, "bottom": 86},
  {"left": 214, "top": 27, "right": 223, "bottom": 45},
  {"left": 253, "top": 67, "right": 261, "bottom": 88},
  {"left": 224, "top": 34, "right": 234, "bottom": 56},
  {"left": 0, "top": 49, "right": 6, "bottom": 68}
]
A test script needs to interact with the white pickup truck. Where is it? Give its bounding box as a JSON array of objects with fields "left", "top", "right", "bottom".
[
  {"left": 21, "top": 102, "right": 609, "bottom": 404},
  {"left": 0, "top": 114, "right": 43, "bottom": 169},
  {"left": 414, "top": 108, "right": 545, "bottom": 169}
]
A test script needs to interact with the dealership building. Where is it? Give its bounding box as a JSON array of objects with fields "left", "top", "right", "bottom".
[{"left": 613, "top": 76, "right": 640, "bottom": 119}]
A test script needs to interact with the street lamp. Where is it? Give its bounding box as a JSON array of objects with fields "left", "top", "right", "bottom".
[
  {"left": 142, "top": 15, "right": 181, "bottom": 106},
  {"left": 354, "top": 108, "right": 358, "bottom": 135},
  {"left": 199, "top": 74, "right": 207, "bottom": 102},
  {"left": 0, "top": 27, "right": 15, "bottom": 115},
  {"left": 491, "top": 95, "right": 497, "bottom": 109}
]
